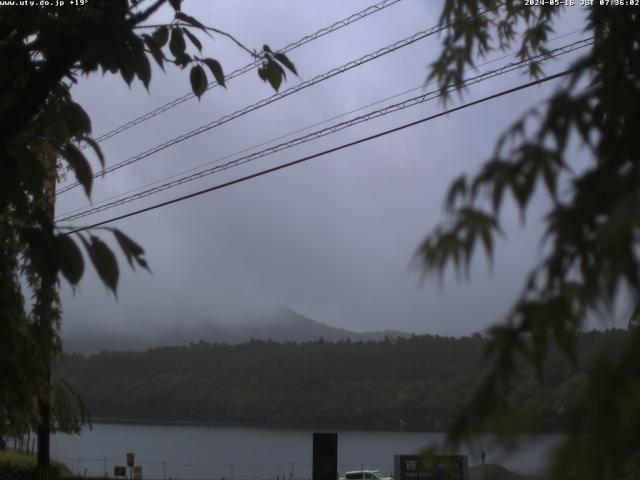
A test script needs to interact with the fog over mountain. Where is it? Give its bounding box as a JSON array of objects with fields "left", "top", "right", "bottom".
[
  {"left": 62, "top": 306, "right": 411, "bottom": 354},
  {"left": 54, "top": 2, "right": 624, "bottom": 347}
]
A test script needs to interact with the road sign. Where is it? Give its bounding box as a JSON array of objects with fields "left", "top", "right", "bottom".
[
  {"left": 114, "top": 466, "right": 127, "bottom": 477},
  {"left": 394, "top": 454, "right": 468, "bottom": 480}
]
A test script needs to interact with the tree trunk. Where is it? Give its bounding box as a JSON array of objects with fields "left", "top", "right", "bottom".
[
  {"left": 36, "top": 393, "right": 50, "bottom": 478},
  {"left": 36, "top": 147, "right": 57, "bottom": 480}
]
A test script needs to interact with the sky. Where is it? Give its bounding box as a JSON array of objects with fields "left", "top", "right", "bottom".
[{"left": 55, "top": 0, "right": 620, "bottom": 339}]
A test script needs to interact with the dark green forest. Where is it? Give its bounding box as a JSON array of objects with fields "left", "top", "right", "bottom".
[{"left": 56, "top": 329, "right": 629, "bottom": 431}]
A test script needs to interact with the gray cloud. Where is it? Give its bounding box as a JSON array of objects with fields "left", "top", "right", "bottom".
[{"left": 58, "top": 1, "right": 618, "bottom": 342}]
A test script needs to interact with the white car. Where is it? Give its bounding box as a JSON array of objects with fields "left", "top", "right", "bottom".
[{"left": 340, "top": 471, "right": 392, "bottom": 480}]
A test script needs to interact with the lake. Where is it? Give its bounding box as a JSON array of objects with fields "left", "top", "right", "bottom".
[{"left": 52, "top": 423, "right": 562, "bottom": 479}]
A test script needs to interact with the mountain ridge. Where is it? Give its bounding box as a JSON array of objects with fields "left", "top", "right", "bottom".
[{"left": 62, "top": 305, "right": 411, "bottom": 354}]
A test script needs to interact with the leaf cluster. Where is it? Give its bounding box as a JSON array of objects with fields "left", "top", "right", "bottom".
[
  {"left": 141, "top": 10, "right": 228, "bottom": 98},
  {"left": 0, "top": 0, "right": 299, "bottom": 299},
  {"left": 0, "top": 0, "right": 296, "bottom": 441},
  {"left": 420, "top": 2, "right": 640, "bottom": 478},
  {"left": 257, "top": 45, "right": 299, "bottom": 92},
  {"left": 429, "top": 0, "right": 560, "bottom": 102}
]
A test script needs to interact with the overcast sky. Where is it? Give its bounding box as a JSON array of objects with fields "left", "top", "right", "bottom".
[{"left": 55, "top": 0, "right": 619, "bottom": 339}]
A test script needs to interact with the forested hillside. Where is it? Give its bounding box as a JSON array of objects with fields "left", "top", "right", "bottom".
[{"left": 56, "top": 330, "right": 629, "bottom": 431}]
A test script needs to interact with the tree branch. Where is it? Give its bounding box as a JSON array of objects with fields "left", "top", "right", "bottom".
[
  {"left": 127, "top": 0, "right": 166, "bottom": 28},
  {"left": 199, "top": 25, "right": 257, "bottom": 58},
  {"left": 136, "top": 23, "right": 258, "bottom": 58}
]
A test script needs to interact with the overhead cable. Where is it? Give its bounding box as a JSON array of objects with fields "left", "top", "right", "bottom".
[
  {"left": 85, "top": 0, "right": 406, "bottom": 147},
  {"left": 57, "top": 19, "right": 467, "bottom": 196},
  {"left": 59, "top": 68, "right": 577, "bottom": 235},
  {"left": 58, "top": 28, "right": 586, "bottom": 219},
  {"left": 56, "top": 40, "right": 592, "bottom": 223}
]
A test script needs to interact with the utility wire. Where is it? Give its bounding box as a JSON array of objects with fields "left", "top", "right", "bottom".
[
  {"left": 58, "top": 28, "right": 585, "bottom": 219},
  {"left": 60, "top": 68, "right": 577, "bottom": 236},
  {"left": 57, "top": 18, "right": 468, "bottom": 196},
  {"left": 59, "top": 85, "right": 436, "bottom": 217},
  {"left": 56, "top": 39, "right": 591, "bottom": 224},
  {"left": 84, "top": 0, "right": 405, "bottom": 148}
]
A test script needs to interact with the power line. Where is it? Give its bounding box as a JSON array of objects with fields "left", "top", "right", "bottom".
[
  {"left": 59, "top": 84, "right": 438, "bottom": 216},
  {"left": 85, "top": 0, "right": 405, "bottom": 147},
  {"left": 58, "top": 28, "right": 585, "bottom": 219},
  {"left": 56, "top": 40, "right": 591, "bottom": 224},
  {"left": 60, "top": 68, "right": 577, "bottom": 236},
  {"left": 56, "top": 17, "right": 474, "bottom": 196}
]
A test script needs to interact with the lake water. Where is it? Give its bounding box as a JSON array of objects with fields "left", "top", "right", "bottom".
[{"left": 52, "top": 423, "right": 562, "bottom": 479}]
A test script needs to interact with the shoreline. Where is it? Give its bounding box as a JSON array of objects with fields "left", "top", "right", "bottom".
[
  {"left": 86, "top": 417, "right": 568, "bottom": 436},
  {"left": 89, "top": 416, "right": 440, "bottom": 432}
]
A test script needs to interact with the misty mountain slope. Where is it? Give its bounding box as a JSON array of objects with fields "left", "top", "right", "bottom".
[{"left": 62, "top": 306, "right": 411, "bottom": 354}]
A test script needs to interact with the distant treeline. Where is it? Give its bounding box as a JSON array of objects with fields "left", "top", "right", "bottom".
[{"left": 56, "top": 329, "right": 629, "bottom": 431}]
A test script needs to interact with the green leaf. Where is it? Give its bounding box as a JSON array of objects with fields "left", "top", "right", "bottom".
[
  {"left": 119, "top": 56, "right": 135, "bottom": 85},
  {"left": 274, "top": 52, "right": 298, "bottom": 76},
  {"left": 152, "top": 26, "right": 169, "bottom": 47},
  {"left": 132, "top": 37, "right": 151, "bottom": 89},
  {"left": 202, "top": 58, "right": 225, "bottom": 87},
  {"left": 54, "top": 234, "right": 84, "bottom": 285},
  {"left": 257, "top": 65, "right": 267, "bottom": 82},
  {"left": 511, "top": 173, "right": 534, "bottom": 220},
  {"left": 81, "top": 235, "right": 119, "bottom": 294},
  {"left": 492, "top": 181, "right": 506, "bottom": 213},
  {"left": 143, "top": 34, "right": 165, "bottom": 71},
  {"left": 265, "top": 59, "right": 284, "bottom": 91},
  {"left": 175, "top": 12, "right": 209, "bottom": 34},
  {"left": 169, "top": 28, "right": 186, "bottom": 59},
  {"left": 173, "top": 52, "right": 191, "bottom": 68},
  {"left": 63, "top": 144, "right": 93, "bottom": 197},
  {"left": 182, "top": 28, "right": 202, "bottom": 52},
  {"left": 540, "top": 159, "right": 557, "bottom": 200},
  {"left": 81, "top": 136, "right": 105, "bottom": 168},
  {"left": 112, "top": 228, "right": 149, "bottom": 271},
  {"left": 189, "top": 65, "right": 207, "bottom": 99},
  {"left": 64, "top": 101, "right": 92, "bottom": 137},
  {"left": 445, "top": 175, "right": 467, "bottom": 211},
  {"left": 479, "top": 225, "right": 494, "bottom": 262}
]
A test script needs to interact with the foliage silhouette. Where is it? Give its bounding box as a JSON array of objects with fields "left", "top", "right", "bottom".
[
  {"left": 420, "top": 2, "right": 640, "bottom": 478},
  {"left": 0, "top": 0, "right": 295, "bottom": 443}
]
